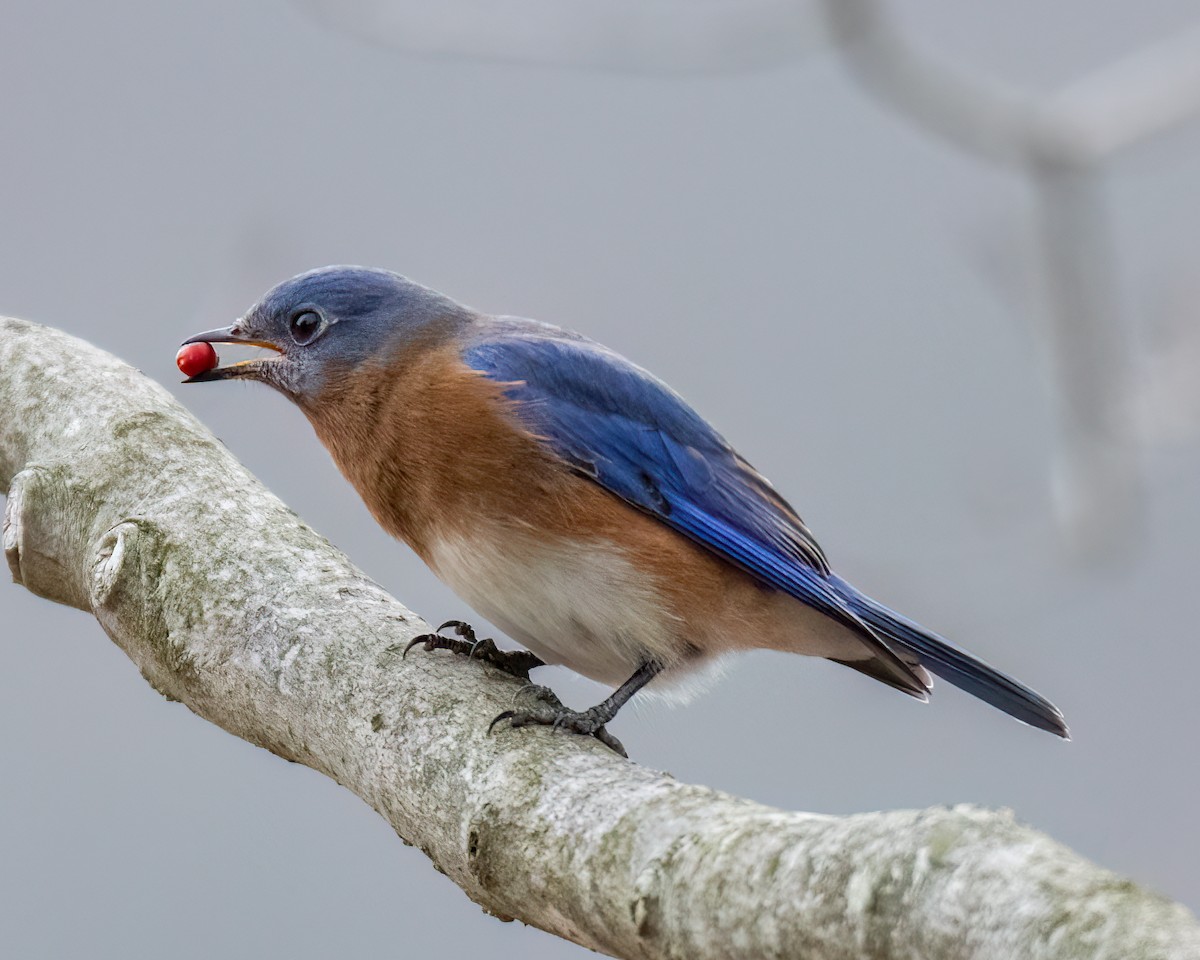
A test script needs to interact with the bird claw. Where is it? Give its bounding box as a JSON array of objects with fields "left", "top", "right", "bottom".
[
  {"left": 488, "top": 684, "right": 628, "bottom": 758},
  {"left": 402, "top": 620, "right": 544, "bottom": 680},
  {"left": 513, "top": 681, "right": 539, "bottom": 702},
  {"left": 408, "top": 626, "right": 630, "bottom": 756},
  {"left": 487, "top": 710, "right": 516, "bottom": 735}
]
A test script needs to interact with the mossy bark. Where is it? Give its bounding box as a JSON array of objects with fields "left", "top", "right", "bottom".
[{"left": 1, "top": 316, "right": 1196, "bottom": 960}]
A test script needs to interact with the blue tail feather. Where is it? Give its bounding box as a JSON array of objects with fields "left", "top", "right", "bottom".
[{"left": 831, "top": 577, "right": 1070, "bottom": 738}]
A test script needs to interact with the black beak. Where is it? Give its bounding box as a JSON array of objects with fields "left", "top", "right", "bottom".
[{"left": 180, "top": 325, "right": 283, "bottom": 383}]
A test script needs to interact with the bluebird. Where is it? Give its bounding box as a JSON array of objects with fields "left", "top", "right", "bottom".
[{"left": 183, "top": 266, "right": 1068, "bottom": 755}]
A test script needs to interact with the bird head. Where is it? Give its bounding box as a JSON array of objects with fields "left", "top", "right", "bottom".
[{"left": 181, "top": 266, "right": 472, "bottom": 402}]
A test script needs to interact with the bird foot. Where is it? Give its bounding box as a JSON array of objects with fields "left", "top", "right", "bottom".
[
  {"left": 489, "top": 684, "right": 628, "bottom": 758},
  {"left": 403, "top": 620, "right": 544, "bottom": 680}
]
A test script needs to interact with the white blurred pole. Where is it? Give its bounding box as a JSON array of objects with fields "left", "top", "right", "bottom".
[{"left": 1029, "top": 164, "right": 1138, "bottom": 554}]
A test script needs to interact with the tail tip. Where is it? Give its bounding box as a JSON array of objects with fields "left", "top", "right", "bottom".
[{"left": 1033, "top": 707, "right": 1071, "bottom": 740}]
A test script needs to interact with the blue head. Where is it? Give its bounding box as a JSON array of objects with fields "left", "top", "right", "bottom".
[{"left": 181, "top": 266, "right": 474, "bottom": 402}]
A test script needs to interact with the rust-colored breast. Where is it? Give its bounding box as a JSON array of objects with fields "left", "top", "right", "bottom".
[{"left": 299, "top": 342, "right": 579, "bottom": 558}]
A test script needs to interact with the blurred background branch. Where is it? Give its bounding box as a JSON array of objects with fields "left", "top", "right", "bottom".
[
  {"left": 291, "top": 0, "right": 827, "bottom": 73},
  {"left": 822, "top": 0, "right": 1200, "bottom": 554}
]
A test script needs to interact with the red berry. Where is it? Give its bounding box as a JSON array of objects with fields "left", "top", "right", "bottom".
[{"left": 176, "top": 342, "right": 219, "bottom": 378}]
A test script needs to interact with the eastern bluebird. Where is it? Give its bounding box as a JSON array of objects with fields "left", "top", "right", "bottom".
[{"left": 183, "top": 266, "right": 1068, "bottom": 755}]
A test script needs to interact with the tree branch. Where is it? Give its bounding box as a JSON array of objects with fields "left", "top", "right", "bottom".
[{"left": 2, "top": 316, "right": 1196, "bottom": 959}]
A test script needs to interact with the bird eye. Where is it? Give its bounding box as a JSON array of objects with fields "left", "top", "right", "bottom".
[{"left": 289, "top": 311, "right": 323, "bottom": 345}]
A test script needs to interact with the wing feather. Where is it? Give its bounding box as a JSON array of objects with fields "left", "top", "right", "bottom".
[{"left": 463, "top": 321, "right": 928, "bottom": 696}]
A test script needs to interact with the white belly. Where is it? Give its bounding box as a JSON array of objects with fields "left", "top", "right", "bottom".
[{"left": 427, "top": 530, "right": 683, "bottom": 686}]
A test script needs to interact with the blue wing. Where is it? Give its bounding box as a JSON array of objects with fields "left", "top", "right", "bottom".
[{"left": 462, "top": 319, "right": 928, "bottom": 696}]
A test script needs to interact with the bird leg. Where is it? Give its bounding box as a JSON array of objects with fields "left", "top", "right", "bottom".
[
  {"left": 403, "top": 620, "right": 545, "bottom": 680},
  {"left": 489, "top": 660, "right": 665, "bottom": 758}
]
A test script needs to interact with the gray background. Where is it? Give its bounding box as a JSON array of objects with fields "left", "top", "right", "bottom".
[{"left": 1, "top": 1, "right": 1197, "bottom": 957}]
